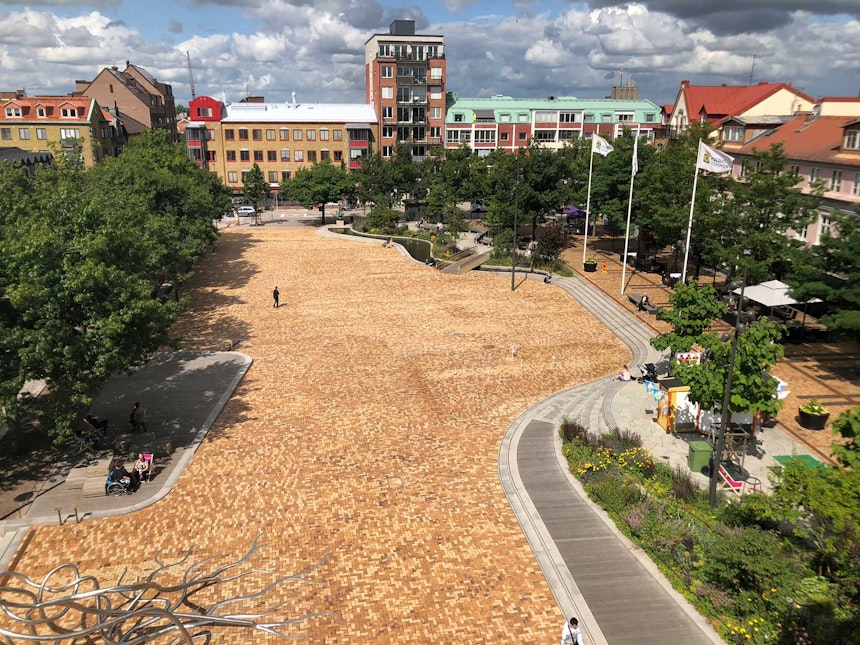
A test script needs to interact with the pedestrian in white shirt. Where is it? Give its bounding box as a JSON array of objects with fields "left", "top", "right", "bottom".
[{"left": 560, "top": 616, "right": 583, "bottom": 645}]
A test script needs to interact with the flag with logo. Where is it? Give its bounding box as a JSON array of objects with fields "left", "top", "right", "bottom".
[
  {"left": 696, "top": 141, "right": 734, "bottom": 173},
  {"left": 592, "top": 134, "right": 614, "bottom": 157},
  {"left": 631, "top": 135, "right": 639, "bottom": 176}
]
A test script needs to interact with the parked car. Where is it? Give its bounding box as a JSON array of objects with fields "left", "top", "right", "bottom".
[{"left": 237, "top": 206, "right": 256, "bottom": 216}]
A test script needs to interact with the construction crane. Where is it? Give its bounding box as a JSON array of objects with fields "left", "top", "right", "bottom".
[{"left": 186, "top": 51, "right": 196, "bottom": 99}]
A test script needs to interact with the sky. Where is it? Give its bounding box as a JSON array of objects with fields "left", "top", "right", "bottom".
[{"left": 1, "top": 0, "right": 859, "bottom": 109}]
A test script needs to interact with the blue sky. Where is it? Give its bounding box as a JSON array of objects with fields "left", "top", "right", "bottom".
[{"left": 1, "top": 1, "right": 858, "bottom": 106}]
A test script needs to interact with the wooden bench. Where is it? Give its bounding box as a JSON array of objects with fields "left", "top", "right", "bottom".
[{"left": 627, "top": 293, "right": 660, "bottom": 315}]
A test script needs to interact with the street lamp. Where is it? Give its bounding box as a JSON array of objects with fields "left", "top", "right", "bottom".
[
  {"left": 512, "top": 148, "right": 521, "bottom": 292},
  {"left": 709, "top": 250, "right": 751, "bottom": 508}
]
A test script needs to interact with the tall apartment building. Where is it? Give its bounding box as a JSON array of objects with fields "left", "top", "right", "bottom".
[
  {"left": 365, "top": 19, "right": 446, "bottom": 161},
  {"left": 185, "top": 95, "right": 377, "bottom": 197},
  {"left": 444, "top": 94, "right": 662, "bottom": 155},
  {"left": 0, "top": 94, "right": 116, "bottom": 167},
  {"left": 75, "top": 61, "right": 178, "bottom": 142}
]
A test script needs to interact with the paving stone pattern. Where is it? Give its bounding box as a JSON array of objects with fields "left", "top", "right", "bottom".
[{"left": 9, "top": 228, "right": 630, "bottom": 642}]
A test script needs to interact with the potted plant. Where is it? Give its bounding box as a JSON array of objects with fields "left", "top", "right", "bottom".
[
  {"left": 583, "top": 257, "right": 598, "bottom": 273},
  {"left": 798, "top": 398, "right": 830, "bottom": 430}
]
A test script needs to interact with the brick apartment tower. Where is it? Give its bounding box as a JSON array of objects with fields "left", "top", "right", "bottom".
[{"left": 365, "top": 19, "right": 446, "bottom": 161}]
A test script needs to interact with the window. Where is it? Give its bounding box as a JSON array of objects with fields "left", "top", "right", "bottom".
[
  {"left": 382, "top": 126, "right": 394, "bottom": 138},
  {"left": 602, "top": 114, "right": 612, "bottom": 122},
  {"left": 616, "top": 113, "right": 634, "bottom": 122},
  {"left": 320, "top": 150, "right": 330, "bottom": 161},
  {"left": 333, "top": 129, "right": 343, "bottom": 141},
  {"left": 535, "top": 111, "right": 555, "bottom": 124},
  {"left": 239, "top": 128, "right": 248, "bottom": 140},
  {"left": 454, "top": 114, "right": 464, "bottom": 122},
  {"left": 5, "top": 107, "right": 21, "bottom": 117},
  {"left": 534, "top": 130, "right": 555, "bottom": 142},
  {"left": 583, "top": 114, "right": 594, "bottom": 123},
  {"left": 789, "top": 164, "right": 800, "bottom": 176},
  {"left": 207, "top": 151, "right": 216, "bottom": 162},
  {"left": 36, "top": 128, "right": 47, "bottom": 140},
  {"left": 0, "top": 128, "right": 10, "bottom": 140},
  {"left": 845, "top": 129, "right": 860, "bottom": 150},
  {"left": 381, "top": 65, "right": 393, "bottom": 78},
  {"left": 281, "top": 170, "right": 291, "bottom": 181},
  {"left": 412, "top": 145, "right": 425, "bottom": 157},
  {"left": 241, "top": 170, "right": 249, "bottom": 181},
  {"left": 796, "top": 224, "right": 808, "bottom": 241},
  {"left": 280, "top": 148, "right": 290, "bottom": 161},
  {"left": 382, "top": 146, "right": 394, "bottom": 157},
  {"left": 37, "top": 107, "right": 46, "bottom": 117},
  {"left": 225, "top": 128, "right": 235, "bottom": 140},
  {"left": 63, "top": 107, "right": 79, "bottom": 118},
  {"left": 430, "top": 126, "right": 441, "bottom": 139},
  {"left": 268, "top": 171, "right": 278, "bottom": 182},
  {"left": 252, "top": 129, "right": 262, "bottom": 141},
  {"left": 645, "top": 114, "right": 655, "bottom": 122},
  {"left": 500, "top": 113, "right": 511, "bottom": 123},
  {"left": 446, "top": 130, "right": 469, "bottom": 143},
  {"left": 60, "top": 128, "right": 80, "bottom": 139},
  {"left": 293, "top": 129, "right": 302, "bottom": 140},
  {"left": 307, "top": 150, "right": 317, "bottom": 163},
  {"left": 378, "top": 44, "right": 392, "bottom": 57},
  {"left": 320, "top": 128, "right": 329, "bottom": 141},
  {"left": 430, "top": 67, "right": 441, "bottom": 79},
  {"left": 382, "top": 87, "right": 393, "bottom": 99},
  {"left": 266, "top": 129, "right": 276, "bottom": 141},
  {"left": 306, "top": 129, "right": 315, "bottom": 141},
  {"left": 280, "top": 128, "right": 289, "bottom": 140},
  {"left": 18, "top": 128, "right": 29, "bottom": 140},
  {"left": 227, "top": 150, "right": 236, "bottom": 161},
  {"left": 819, "top": 215, "right": 832, "bottom": 240},
  {"left": 854, "top": 172, "right": 860, "bottom": 196},
  {"left": 518, "top": 114, "right": 528, "bottom": 123},
  {"left": 334, "top": 151, "right": 343, "bottom": 161},
  {"left": 809, "top": 167, "right": 821, "bottom": 183},
  {"left": 830, "top": 170, "right": 842, "bottom": 192},
  {"left": 518, "top": 131, "right": 527, "bottom": 141},
  {"left": 431, "top": 107, "right": 441, "bottom": 120},
  {"left": 381, "top": 107, "right": 393, "bottom": 119},
  {"left": 228, "top": 171, "right": 238, "bottom": 183},
  {"left": 559, "top": 130, "right": 577, "bottom": 140},
  {"left": 294, "top": 150, "right": 303, "bottom": 162},
  {"left": 500, "top": 132, "right": 509, "bottom": 141},
  {"left": 240, "top": 150, "right": 250, "bottom": 161},
  {"left": 558, "top": 112, "right": 577, "bottom": 123},
  {"left": 267, "top": 150, "right": 277, "bottom": 162},
  {"left": 723, "top": 125, "right": 744, "bottom": 142},
  {"left": 430, "top": 87, "right": 442, "bottom": 100},
  {"left": 474, "top": 130, "right": 496, "bottom": 143},
  {"left": 254, "top": 150, "right": 263, "bottom": 162},
  {"left": 196, "top": 106, "right": 212, "bottom": 118}
]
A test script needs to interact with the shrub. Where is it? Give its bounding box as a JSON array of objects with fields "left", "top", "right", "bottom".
[
  {"left": 587, "top": 474, "right": 642, "bottom": 514},
  {"left": 364, "top": 207, "right": 400, "bottom": 232},
  {"left": 559, "top": 419, "right": 588, "bottom": 443}
]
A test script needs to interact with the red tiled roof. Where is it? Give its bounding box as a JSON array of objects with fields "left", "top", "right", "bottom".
[
  {"left": 683, "top": 82, "right": 813, "bottom": 123},
  {"left": 662, "top": 104, "right": 673, "bottom": 115},
  {"left": 737, "top": 115, "right": 860, "bottom": 166},
  {"left": 1, "top": 96, "right": 95, "bottom": 121}
]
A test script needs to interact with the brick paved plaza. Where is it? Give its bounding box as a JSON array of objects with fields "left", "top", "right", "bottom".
[{"left": 11, "top": 227, "right": 629, "bottom": 642}]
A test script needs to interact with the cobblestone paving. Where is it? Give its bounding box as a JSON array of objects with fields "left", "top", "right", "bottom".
[{"left": 11, "top": 228, "right": 629, "bottom": 642}]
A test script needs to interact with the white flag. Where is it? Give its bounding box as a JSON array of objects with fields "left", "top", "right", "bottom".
[
  {"left": 696, "top": 141, "right": 734, "bottom": 173},
  {"left": 592, "top": 134, "right": 614, "bottom": 157},
  {"left": 632, "top": 135, "right": 639, "bottom": 176}
]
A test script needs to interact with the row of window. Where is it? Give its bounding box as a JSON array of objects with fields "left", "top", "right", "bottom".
[
  {"left": 451, "top": 112, "right": 657, "bottom": 124},
  {"left": 4, "top": 106, "right": 83, "bottom": 118},
  {"left": 224, "top": 151, "right": 371, "bottom": 184},
  {"left": 0, "top": 126, "right": 100, "bottom": 141},
  {"left": 223, "top": 149, "right": 344, "bottom": 163},
  {"left": 223, "top": 127, "right": 344, "bottom": 142},
  {"left": 377, "top": 45, "right": 443, "bottom": 61},
  {"left": 740, "top": 162, "right": 860, "bottom": 195},
  {"left": 726, "top": 128, "right": 860, "bottom": 150}
]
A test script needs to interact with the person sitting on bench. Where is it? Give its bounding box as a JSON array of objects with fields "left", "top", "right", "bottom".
[{"left": 637, "top": 294, "right": 650, "bottom": 312}]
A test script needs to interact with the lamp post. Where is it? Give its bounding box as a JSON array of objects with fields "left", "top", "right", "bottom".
[
  {"left": 512, "top": 148, "right": 521, "bottom": 292},
  {"left": 709, "top": 250, "right": 750, "bottom": 508}
]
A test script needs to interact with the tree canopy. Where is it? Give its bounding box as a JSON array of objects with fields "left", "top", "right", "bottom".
[{"left": 285, "top": 159, "right": 352, "bottom": 225}]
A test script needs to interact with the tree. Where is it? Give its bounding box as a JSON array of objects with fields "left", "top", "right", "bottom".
[
  {"left": 285, "top": 160, "right": 352, "bottom": 225},
  {"left": 786, "top": 208, "right": 860, "bottom": 336},
  {"left": 533, "top": 222, "right": 567, "bottom": 268},
  {"left": 242, "top": 163, "right": 269, "bottom": 225},
  {"left": 650, "top": 281, "right": 728, "bottom": 356},
  {"left": 832, "top": 405, "right": 860, "bottom": 470},
  {"left": 672, "top": 318, "right": 784, "bottom": 422}
]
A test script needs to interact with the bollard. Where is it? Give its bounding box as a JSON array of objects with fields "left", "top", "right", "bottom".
[
  {"left": 73, "top": 505, "right": 80, "bottom": 523},
  {"left": 55, "top": 507, "right": 63, "bottom": 526}
]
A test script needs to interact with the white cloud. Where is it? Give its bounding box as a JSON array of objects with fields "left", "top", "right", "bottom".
[{"left": 524, "top": 39, "right": 566, "bottom": 68}]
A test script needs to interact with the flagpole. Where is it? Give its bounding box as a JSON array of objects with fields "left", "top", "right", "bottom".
[
  {"left": 681, "top": 154, "right": 701, "bottom": 284},
  {"left": 621, "top": 127, "right": 639, "bottom": 294},
  {"left": 583, "top": 143, "right": 596, "bottom": 263}
]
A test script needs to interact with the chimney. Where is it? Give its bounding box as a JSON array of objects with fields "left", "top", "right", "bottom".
[{"left": 291, "top": 91, "right": 296, "bottom": 106}]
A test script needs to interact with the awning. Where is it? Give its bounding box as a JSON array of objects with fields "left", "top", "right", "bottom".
[
  {"left": 733, "top": 279, "right": 822, "bottom": 308},
  {"left": 473, "top": 109, "right": 495, "bottom": 120},
  {"left": 563, "top": 205, "right": 586, "bottom": 218},
  {"left": 345, "top": 123, "right": 372, "bottom": 129}
]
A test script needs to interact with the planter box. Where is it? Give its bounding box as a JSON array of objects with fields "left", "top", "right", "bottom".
[
  {"left": 584, "top": 263, "right": 597, "bottom": 273},
  {"left": 798, "top": 409, "right": 829, "bottom": 430}
]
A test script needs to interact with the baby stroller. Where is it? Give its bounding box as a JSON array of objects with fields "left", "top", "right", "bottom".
[{"left": 636, "top": 363, "right": 658, "bottom": 383}]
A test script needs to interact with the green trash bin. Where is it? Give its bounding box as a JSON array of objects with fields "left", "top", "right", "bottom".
[{"left": 688, "top": 441, "right": 713, "bottom": 475}]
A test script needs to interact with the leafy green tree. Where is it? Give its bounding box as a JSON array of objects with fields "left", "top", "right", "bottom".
[
  {"left": 533, "top": 222, "right": 567, "bottom": 268},
  {"left": 672, "top": 318, "right": 784, "bottom": 422},
  {"left": 285, "top": 160, "right": 352, "bottom": 225},
  {"left": 353, "top": 152, "right": 396, "bottom": 208},
  {"left": 242, "top": 163, "right": 269, "bottom": 225},
  {"left": 832, "top": 406, "right": 860, "bottom": 470},
  {"left": 363, "top": 207, "right": 400, "bottom": 232},
  {"left": 786, "top": 208, "right": 860, "bottom": 336},
  {"left": 651, "top": 281, "right": 728, "bottom": 356}
]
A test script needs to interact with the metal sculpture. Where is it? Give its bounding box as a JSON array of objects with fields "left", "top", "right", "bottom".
[{"left": 0, "top": 534, "right": 332, "bottom": 642}]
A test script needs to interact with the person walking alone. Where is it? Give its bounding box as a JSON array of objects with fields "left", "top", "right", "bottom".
[
  {"left": 560, "top": 616, "right": 583, "bottom": 645},
  {"left": 273, "top": 286, "right": 280, "bottom": 308}
]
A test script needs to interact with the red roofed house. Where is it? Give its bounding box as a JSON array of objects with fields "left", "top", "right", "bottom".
[
  {"left": 669, "top": 80, "right": 815, "bottom": 134},
  {"left": 723, "top": 98, "right": 860, "bottom": 247}
]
